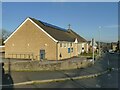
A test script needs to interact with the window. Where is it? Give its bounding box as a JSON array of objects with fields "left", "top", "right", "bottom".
[
  {"left": 68, "top": 48, "right": 70, "bottom": 53},
  {"left": 60, "top": 43, "right": 62, "bottom": 47},
  {"left": 67, "top": 43, "right": 70, "bottom": 47},
  {"left": 64, "top": 43, "right": 66, "bottom": 47},
  {"left": 71, "top": 48, "right": 73, "bottom": 52},
  {"left": 82, "top": 47, "right": 84, "bottom": 53},
  {"left": 70, "top": 43, "right": 73, "bottom": 47}
]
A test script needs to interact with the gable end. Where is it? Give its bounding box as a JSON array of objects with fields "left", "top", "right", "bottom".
[{"left": 4, "top": 17, "right": 58, "bottom": 43}]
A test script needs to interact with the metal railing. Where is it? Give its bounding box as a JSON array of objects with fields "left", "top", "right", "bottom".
[{"left": 5, "top": 53, "right": 34, "bottom": 60}]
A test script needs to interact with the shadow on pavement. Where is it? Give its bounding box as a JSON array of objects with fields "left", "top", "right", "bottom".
[
  {"left": 2, "top": 62, "right": 14, "bottom": 90},
  {"left": 58, "top": 70, "right": 87, "bottom": 88},
  {"left": 96, "top": 52, "right": 119, "bottom": 88}
]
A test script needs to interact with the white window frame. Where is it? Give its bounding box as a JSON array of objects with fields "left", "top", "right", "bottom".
[
  {"left": 64, "top": 43, "right": 66, "bottom": 48},
  {"left": 60, "top": 43, "right": 62, "bottom": 48}
]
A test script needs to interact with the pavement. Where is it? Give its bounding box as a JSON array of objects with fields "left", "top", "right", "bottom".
[
  {"left": 4, "top": 55, "right": 103, "bottom": 84},
  {"left": 2, "top": 52, "right": 119, "bottom": 88}
]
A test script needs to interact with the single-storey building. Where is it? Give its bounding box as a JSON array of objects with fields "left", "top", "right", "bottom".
[{"left": 4, "top": 17, "right": 88, "bottom": 60}]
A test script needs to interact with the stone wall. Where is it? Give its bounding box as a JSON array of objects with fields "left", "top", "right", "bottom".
[{"left": 4, "top": 59, "right": 92, "bottom": 71}]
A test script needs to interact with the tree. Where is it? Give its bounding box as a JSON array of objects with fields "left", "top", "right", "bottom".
[{"left": 1, "top": 29, "right": 10, "bottom": 45}]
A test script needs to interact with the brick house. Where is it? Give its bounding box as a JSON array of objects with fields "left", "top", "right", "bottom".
[
  {"left": 88, "top": 40, "right": 98, "bottom": 53},
  {"left": 111, "top": 42, "right": 117, "bottom": 51},
  {"left": 4, "top": 17, "right": 87, "bottom": 60}
]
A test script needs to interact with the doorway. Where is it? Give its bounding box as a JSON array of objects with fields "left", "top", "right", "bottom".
[{"left": 40, "top": 50, "right": 45, "bottom": 60}]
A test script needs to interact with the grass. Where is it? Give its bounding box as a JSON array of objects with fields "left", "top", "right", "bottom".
[{"left": 78, "top": 52, "right": 98, "bottom": 58}]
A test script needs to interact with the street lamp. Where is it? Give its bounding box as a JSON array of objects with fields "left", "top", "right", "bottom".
[
  {"left": 92, "top": 38, "right": 95, "bottom": 64},
  {"left": 98, "top": 26, "right": 101, "bottom": 57}
]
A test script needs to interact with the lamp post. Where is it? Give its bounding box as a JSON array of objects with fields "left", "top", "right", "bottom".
[
  {"left": 92, "top": 38, "right": 95, "bottom": 64},
  {"left": 98, "top": 26, "right": 101, "bottom": 57}
]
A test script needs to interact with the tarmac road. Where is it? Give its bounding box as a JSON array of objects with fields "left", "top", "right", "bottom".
[{"left": 2, "top": 52, "right": 120, "bottom": 89}]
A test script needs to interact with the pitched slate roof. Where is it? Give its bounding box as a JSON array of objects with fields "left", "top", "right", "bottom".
[
  {"left": 67, "top": 29, "right": 87, "bottom": 42},
  {"left": 30, "top": 17, "right": 87, "bottom": 42}
]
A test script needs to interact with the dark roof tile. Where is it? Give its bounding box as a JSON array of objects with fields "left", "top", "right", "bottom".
[{"left": 30, "top": 17, "right": 87, "bottom": 42}]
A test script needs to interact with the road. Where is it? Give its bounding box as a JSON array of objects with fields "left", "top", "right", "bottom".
[{"left": 2, "top": 52, "right": 120, "bottom": 89}]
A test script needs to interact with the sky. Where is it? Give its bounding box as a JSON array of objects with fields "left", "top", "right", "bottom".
[
  {"left": 2, "top": 2, "right": 118, "bottom": 42},
  {"left": 0, "top": 2, "right": 2, "bottom": 39},
  {"left": 1, "top": 0, "right": 120, "bottom": 2}
]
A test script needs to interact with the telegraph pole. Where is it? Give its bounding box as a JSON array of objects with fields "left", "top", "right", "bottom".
[{"left": 99, "top": 26, "right": 101, "bottom": 56}]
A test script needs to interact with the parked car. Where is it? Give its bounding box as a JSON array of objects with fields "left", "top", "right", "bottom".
[
  {"left": 109, "top": 49, "right": 114, "bottom": 54},
  {"left": 109, "top": 49, "right": 113, "bottom": 52}
]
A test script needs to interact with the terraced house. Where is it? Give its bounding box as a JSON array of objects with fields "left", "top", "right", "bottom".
[{"left": 4, "top": 17, "right": 88, "bottom": 60}]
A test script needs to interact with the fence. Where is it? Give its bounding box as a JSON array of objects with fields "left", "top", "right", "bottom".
[{"left": 5, "top": 52, "right": 34, "bottom": 60}]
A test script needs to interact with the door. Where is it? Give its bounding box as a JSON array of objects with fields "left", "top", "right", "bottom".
[{"left": 40, "top": 50, "right": 45, "bottom": 60}]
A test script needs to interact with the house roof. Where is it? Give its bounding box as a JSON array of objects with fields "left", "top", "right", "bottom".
[
  {"left": 67, "top": 29, "right": 87, "bottom": 42},
  {"left": 30, "top": 17, "right": 87, "bottom": 42},
  {"left": 88, "top": 40, "right": 97, "bottom": 46},
  {"left": 111, "top": 42, "right": 117, "bottom": 46},
  {"left": 4, "top": 17, "right": 87, "bottom": 43}
]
